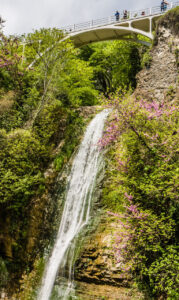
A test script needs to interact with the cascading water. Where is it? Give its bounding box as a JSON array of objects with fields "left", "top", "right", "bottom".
[{"left": 38, "top": 109, "right": 109, "bottom": 300}]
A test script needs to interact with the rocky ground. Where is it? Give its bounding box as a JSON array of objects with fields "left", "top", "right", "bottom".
[{"left": 75, "top": 282, "right": 144, "bottom": 300}]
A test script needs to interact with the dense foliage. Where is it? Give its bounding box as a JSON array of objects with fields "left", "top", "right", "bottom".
[
  {"left": 0, "top": 28, "right": 100, "bottom": 288},
  {"left": 0, "top": 27, "right": 100, "bottom": 202},
  {"left": 79, "top": 41, "right": 141, "bottom": 95},
  {"left": 0, "top": 23, "right": 144, "bottom": 293},
  {"left": 101, "top": 94, "right": 179, "bottom": 299}
]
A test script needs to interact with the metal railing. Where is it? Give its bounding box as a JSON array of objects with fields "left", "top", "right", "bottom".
[{"left": 60, "top": 1, "right": 179, "bottom": 33}]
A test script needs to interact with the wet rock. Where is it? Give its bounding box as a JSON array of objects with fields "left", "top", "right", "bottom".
[{"left": 75, "top": 216, "right": 132, "bottom": 288}]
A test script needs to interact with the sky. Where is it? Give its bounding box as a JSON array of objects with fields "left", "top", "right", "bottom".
[{"left": 0, "top": 0, "right": 168, "bottom": 35}]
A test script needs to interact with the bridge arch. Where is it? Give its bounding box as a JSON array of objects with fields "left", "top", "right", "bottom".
[
  {"left": 66, "top": 23, "right": 154, "bottom": 47},
  {"left": 63, "top": 15, "right": 160, "bottom": 48}
]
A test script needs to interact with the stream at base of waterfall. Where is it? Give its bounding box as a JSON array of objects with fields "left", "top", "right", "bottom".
[{"left": 37, "top": 109, "right": 109, "bottom": 300}]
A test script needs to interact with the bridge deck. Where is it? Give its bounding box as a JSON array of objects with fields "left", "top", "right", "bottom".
[{"left": 61, "top": 2, "right": 179, "bottom": 47}]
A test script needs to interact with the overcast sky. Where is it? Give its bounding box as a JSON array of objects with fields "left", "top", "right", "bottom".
[{"left": 1, "top": 0, "right": 168, "bottom": 35}]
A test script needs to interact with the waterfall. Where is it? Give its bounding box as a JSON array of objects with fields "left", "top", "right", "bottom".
[{"left": 38, "top": 109, "right": 109, "bottom": 300}]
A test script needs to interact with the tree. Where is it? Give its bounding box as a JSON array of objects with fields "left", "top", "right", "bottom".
[
  {"left": 0, "top": 16, "right": 5, "bottom": 32},
  {"left": 79, "top": 41, "right": 141, "bottom": 95}
]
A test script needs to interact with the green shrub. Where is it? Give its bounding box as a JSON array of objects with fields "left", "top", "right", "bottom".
[
  {"left": 148, "top": 246, "right": 179, "bottom": 299},
  {"left": 0, "top": 129, "right": 47, "bottom": 208},
  {"left": 54, "top": 111, "right": 84, "bottom": 171},
  {"left": 101, "top": 94, "right": 179, "bottom": 297},
  {"left": 0, "top": 258, "right": 8, "bottom": 288},
  {"left": 69, "top": 86, "right": 98, "bottom": 106},
  {"left": 141, "top": 51, "right": 152, "bottom": 68},
  {"left": 33, "top": 101, "right": 66, "bottom": 147}
]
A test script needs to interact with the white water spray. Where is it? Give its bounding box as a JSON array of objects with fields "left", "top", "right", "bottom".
[{"left": 38, "top": 109, "right": 109, "bottom": 300}]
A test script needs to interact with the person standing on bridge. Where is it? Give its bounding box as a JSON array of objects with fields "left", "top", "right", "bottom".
[
  {"left": 161, "top": 0, "right": 169, "bottom": 12},
  {"left": 115, "top": 10, "right": 120, "bottom": 21},
  {"left": 123, "top": 10, "right": 128, "bottom": 19},
  {"left": 161, "top": 1, "right": 165, "bottom": 11},
  {"left": 164, "top": 0, "right": 169, "bottom": 11}
]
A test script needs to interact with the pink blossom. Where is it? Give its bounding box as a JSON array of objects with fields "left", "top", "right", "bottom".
[{"left": 124, "top": 192, "right": 133, "bottom": 201}]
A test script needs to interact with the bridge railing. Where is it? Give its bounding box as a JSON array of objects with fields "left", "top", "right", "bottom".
[
  {"left": 130, "top": 8, "right": 150, "bottom": 19},
  {"left": 60, "top": 1, "right": 179, "bottom": 34}
]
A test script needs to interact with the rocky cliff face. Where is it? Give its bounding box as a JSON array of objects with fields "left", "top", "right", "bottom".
[{"left": 135, "top": 25, "right": 179, "bottom": 102}]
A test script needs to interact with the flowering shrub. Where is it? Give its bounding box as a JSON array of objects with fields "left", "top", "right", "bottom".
[
  {"left": 148, "top": 245, "right": 179, "bottom": 299},
  {"left": 109, "top": 201, "right": 175, "bottom": 271},
  {"left": 101, "top": 93, "right": 179, "bottom": 298},
  {"left": 0, "top": 33, "right": 29, "bottom": 93}
]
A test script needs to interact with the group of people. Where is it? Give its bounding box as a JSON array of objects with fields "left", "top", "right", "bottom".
[
  {"left": 115, "top": 1, "right": 169, "bottom": 22},
  {"left": 161, "top": 0, "right": 169, "bottom": 12},
  {"left": 115, "top": 10, "right": 128, "bottom": 21}
]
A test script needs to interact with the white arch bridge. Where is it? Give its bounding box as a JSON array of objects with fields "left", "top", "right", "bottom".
[{"left": 62, "top": 2, "right": 179, "bottom": 47}]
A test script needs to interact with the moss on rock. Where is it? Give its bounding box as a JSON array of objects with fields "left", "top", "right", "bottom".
[{"left": 157, "top": 6, "right": 179, "bottom": 36}]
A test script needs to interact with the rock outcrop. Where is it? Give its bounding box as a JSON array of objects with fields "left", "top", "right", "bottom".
[
  {"left": 73, "top": 216, "right": 145, "bottom": 299},
  {"left": 135, "top": 22, "right": 179, "bottom": 102},
  {"left": 75, "top": 216, "right": 131, "bottom": 287}
]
